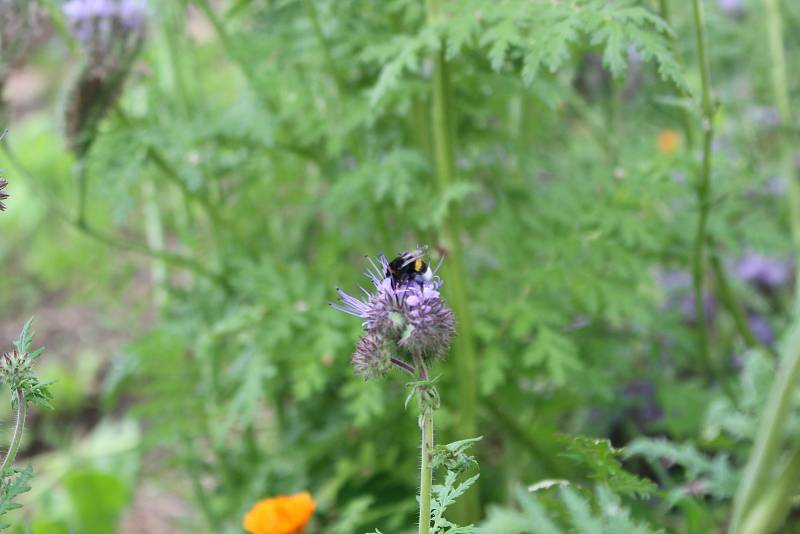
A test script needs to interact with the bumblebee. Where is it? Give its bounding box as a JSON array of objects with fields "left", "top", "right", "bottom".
[{"left": 386, "top": 250, "right": 434, "bottom": 285}]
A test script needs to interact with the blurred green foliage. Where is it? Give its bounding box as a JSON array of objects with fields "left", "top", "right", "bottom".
[{"left": 2, "top": 0, "right": 800, "bottom": 532}]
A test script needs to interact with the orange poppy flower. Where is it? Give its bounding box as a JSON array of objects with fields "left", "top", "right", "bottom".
[
  {"left": 657, "top": 129, "right": 681, "bottom": 154},
  {"left": 243, "top": 491, "right": 316, "bottom": 534}
]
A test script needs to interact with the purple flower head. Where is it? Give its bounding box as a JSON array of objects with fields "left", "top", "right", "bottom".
[
  {"left": 63, "top": 0, "right": 147, "bottom": 52},
  {"left": 398, "top": 282, "right": 455, "bottom": 358},
  {"left": 748, "top": 313, "right": 774, "bottom": 346},
  {"left": 718, "top": 0, "right": 746, "bottom": 19},
  {"left": 679, "top": 291, "right": 717, "bottom": 325},
  {"left": 352, "top": 334, "right": 393, "bottom": 379},
  {"left": 622, "top": 379, "right": 663, "bottom": 426},
  {"left": 735, "top": 252, "right": 792, "bottom": 290},
  {"left": 331, "top": 251, "right": 455, "bottom": 379}
]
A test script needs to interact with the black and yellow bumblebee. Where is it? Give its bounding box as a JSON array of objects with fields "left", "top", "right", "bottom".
[{"left": 386, "top": 250, "right": 434, "bottom": 285}]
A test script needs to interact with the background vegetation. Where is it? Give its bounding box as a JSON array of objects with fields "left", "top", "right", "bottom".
[{"left": 2, "top": 0, "right": 800, "bottom": 532}]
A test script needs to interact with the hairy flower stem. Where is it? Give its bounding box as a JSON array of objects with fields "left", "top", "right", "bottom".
[
  {"left": 0, "top": 390, "right": 27, "bottom": 472},
  {"left": 690, "top": 0, "right": 718, "bottom": 381},
  {"left": 413, "top": 353, "right": 433, "bottom": 534},
  {"left": 425, "top": 0, "right": 480, "bottom": 521}
]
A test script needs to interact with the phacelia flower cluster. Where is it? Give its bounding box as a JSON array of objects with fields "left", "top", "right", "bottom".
[
  {"left": 243, "top": 491, "right": 315, "bottom": 534},
  {"left": 332, "top": 252, "right": 455, "bottom": 380},
  {"left": 62, "top": 0, "right": 148, "bottom": 156},
  {"left": 64, "top": 0, "right": 147, "bottom": 71}
]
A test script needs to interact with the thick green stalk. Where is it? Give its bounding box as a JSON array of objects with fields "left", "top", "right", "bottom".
[
  {"left": 425, "top": 0, "right": 480, "bottom": 521},
  {"left": 414, "top": 353, "right": 433, "bottom": 534},
  {"left": 763, "top": 0, "right": 800, "bottom": 309},
  {"left": 690, "top": 0, "right": 717, "bottom": 379},
  {"left": 0, "top": 390, "right": 27, "bottom": 472},
  {"left": 658, "top": 0, "right": 670, "bottom": 21},
  {"left": 738, "top": 449, "right": 800, "bottom": 534},
  {"left": 729, "top": 324, "right": 800, "bottom": 533},
  {"left": 729, "top": 3, "right": 800, "bottom": 531},
  {"left": 141, "top": 179, "right": 168, "bottom": 308}
]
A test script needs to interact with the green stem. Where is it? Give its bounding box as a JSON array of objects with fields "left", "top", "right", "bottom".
[
  {"left": 75, "top": 158, "right": 88, "bottom": 227},
  {"left": 690, "top": 0, "right": 717, "bottom": 380},
  {"left": 183, "top": 435, "right": 221, "bottom": 531},
  {"left": 657, "top": 0, "right": 696, "bottom": 150},
  {"left": 413, "top": 353, "right": 433, "bottom": 534},
  {"left": 729, "top": 324, "right": 800, "bottom": 533},
  {"left": 729, "top": 4, "right": 800, "bottom": 531},
  {"left": 426, "top": 0, "right": 480, "bottom": 521},
  {"left": 658, "top": 0, "right": 670, "bottom": 20},
  {"left": 710, "top": 253, "right": 773, "bottom": 355},
  {"left": 763, "top": 0, "right": 800, "bottom": 310},
  {"left": 141, "top": 179, "right": 168, "bottom": 308},
  {"left": 0, "top": 390, "right": 27, "bottom": 472},
  {"left": 738, "top": 448, "right": 800, "bottom": 534}
]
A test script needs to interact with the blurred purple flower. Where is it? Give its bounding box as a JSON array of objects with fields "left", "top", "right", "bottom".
[
  {"left": 63, "top": 0, "right": 147, "bottom": 53},
  {"left": 660, "top": 270, "right": 691, "bottom": 292},
  {"left": 660, "top": 270, "right": 717, "bottom": 323},
  {"left": 719, "top": 0, "right": 746, "bottom": 18},
  {"left": 622, "top": 380, "right": 663, "bottom": 426},
  {"left": 735, "top": 252, "right": 792, "bottom": 290},
  {"left": 751, "top": 106, "right": 781, "bottom": 129},
  {"left": 747, "top": 313, "right": 774, "bottom": 346},
  {"left": 679, "top": 291, "right": 717, "bottom": 325},
  {"left": 766, "top": 176, "right": 787, "bottom": 196},
  {"left": 332, "top": 253, "right": 455, "bottom": 379}
]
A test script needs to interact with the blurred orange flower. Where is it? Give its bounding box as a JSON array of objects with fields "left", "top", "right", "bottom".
[
  {"left": 243, "top": 491, "right": 316, "bottom": 534},
  {"left": 657, "top": 129, "right": 681, "bottom": 153}
]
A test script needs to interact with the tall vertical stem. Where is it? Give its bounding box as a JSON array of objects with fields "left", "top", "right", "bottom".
[
  {"left": 690, "top": 0, "right": 717, "bottom": 379},
  {"left": 728, "top": 2, "right": 800, "bottom": 531},
  {"left": 763, "top": 0, "right": 800, "bottom": 308},
  {"left": 729, "top": 325, "right": 800, "bottom": 533},
  {"left": 141, "top": 179, "right": 167, "bottom": 309},
  {"left": 425, "top": 0, "right": 479, "bottom": 521},
  {"left": 413, "top": 353, "right": 433, "bottom": 534}
]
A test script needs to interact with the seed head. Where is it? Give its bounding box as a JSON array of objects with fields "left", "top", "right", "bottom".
[{"left": 352, "top": 334, "right": 393, "bottom": 380}]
